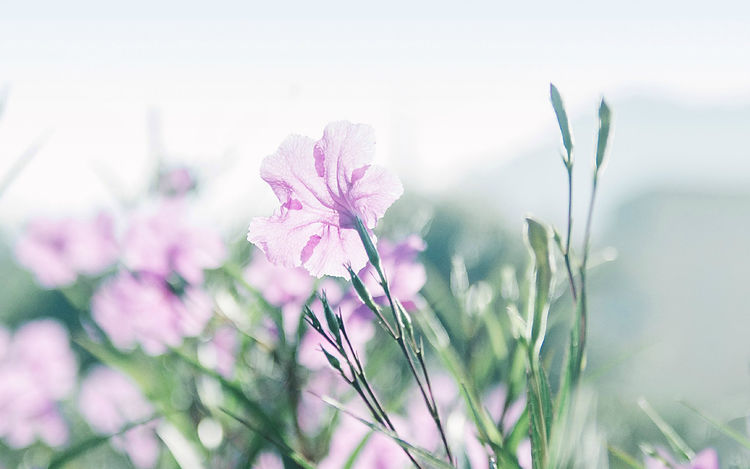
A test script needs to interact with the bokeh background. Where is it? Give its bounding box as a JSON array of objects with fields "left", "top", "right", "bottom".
[{"left": 2, "top": 0, "right": 749, "bottom": 464}]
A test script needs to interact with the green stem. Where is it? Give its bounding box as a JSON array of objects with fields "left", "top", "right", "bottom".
[{"left": 354, "top": 218, "right": 455, "bottom": 466}]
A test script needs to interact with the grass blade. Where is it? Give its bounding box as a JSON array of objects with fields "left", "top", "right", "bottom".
[
  {"left": 680, "top": 400, "right": 750, "bottom": 450},
  {"left": 49, "top": 415, "right": 160, "bottom": 469},
  {"left": 319, "top": 395, "right": 456, "bottom": 469},
  {"left": 638, "top": 398, "right": 694, "bottom": 461}
]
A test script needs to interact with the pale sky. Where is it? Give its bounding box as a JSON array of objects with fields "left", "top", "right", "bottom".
[{"left": 1, "top": 0, "right": 748, "bottom": 228}]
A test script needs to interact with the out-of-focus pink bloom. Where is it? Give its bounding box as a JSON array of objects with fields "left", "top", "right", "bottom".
[
  {"left": 483, "top": 385, "right": 526, "bottom": 435},
  {"left": 254, "top": 452, "right": 284, "bottom": 469},
  {"left": 645, "top": 448, "right": 718, "bottom": 469},
  {"left": 248, "top": 121, "right": 403, "bottom": 278},
  {"left": 319, "top": 410, "right": 407, "bottom": 469},
  {"left": 355, "top": 431, "right": 409, "bottom": 469},
  {"left": 245, "top": 251, "right": 314, "bottom": 338},
  {"left": 357, "top": 235, "right": 426, "bottom": 313},
  {"left": 0, "top": 320, "right": 76, "bottom": 448},
  {"left": 517, "top": 439, "right": 532, "bottom": 469},
  {"left": 403, "top": 373, "right": 458, "bottom": 452},
  {"left": 15, "top": 213, "right": 118, "bottom": 288},
  {"left": 79, "top": 366, "right": 160, "bottom": 469},
  {"left": 123, "top": 201, "right": 225, "bottom": 285},
  {"left": 204, "top": 326, "right": 239, "bottom": 378},
  {"left": 92, "top": 272, "right": 213, "bottom": 355},
  {"left": 297, "top": 368, "right": 344, "bottom": 435},
  {"left": 158, "top": 166, "right": 196, "bottom": 197}
]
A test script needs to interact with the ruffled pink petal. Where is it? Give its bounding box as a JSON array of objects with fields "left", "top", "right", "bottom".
[
  {"left": 315, "top": 121, "right": 376, "bottom": 193},
  {"left": 348, "top": 164, "right": 403, "bottom": 229}
]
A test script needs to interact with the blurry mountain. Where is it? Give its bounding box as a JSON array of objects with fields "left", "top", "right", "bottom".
[
  {"left": 468, "top": 95, "right": 750, "bottom": 235},
  {"left": 465, "top": 96, "right": 750, "bottom": 444}
]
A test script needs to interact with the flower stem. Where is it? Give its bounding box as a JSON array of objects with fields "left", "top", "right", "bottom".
[{"left": 354, "top": 218, "right": 455, "bottom": 465}]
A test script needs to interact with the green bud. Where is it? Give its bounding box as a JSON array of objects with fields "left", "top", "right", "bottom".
[
  {"left": 322, "top": 348, "right": 342, "bottom": 372},
  {"left": 397, "top": 303, "right": 416, "bottom": 347},
  {"left": 595, "top": 98, "right": 612, "bottom": 174},
  {"left": 354, "top": 217, "right": 381, "bottom": 270},
  {"left": 320, "top": 292, "right": 341, "bottom": 345},
  {"left": 550, "top": 83, "right": 574, "bottom": 167},
  {"left": 304, "top": 306, "right": 321, "bottom": 331},
  {"left": 346, "top": 264, "right": 380, "bottom": 313}
]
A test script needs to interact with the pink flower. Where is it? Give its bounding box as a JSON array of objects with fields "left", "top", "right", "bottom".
[
  {"left": 645, "top": 448, "right": 718, "bottom": 469},
  {"left": 92, "top": 272, "right": 213, "bottom": 355},
  {"left": 0, "top": 320, "right": 76, "bottom": 448},
  {"left": 157, "top": 166, "right": 197, "bottom": 197},
  {"left": 245, "top": 250, "right": 314, "bottom": 338},
  {"left": 203, "top": 326, "right": 239, "bottom": 378},
  {"left": 123, "top": 200, "right": 225, "bottom": 285},
  {"left": 296, "top": 368, "right": 347, "bottom": 435},
  {"left": 15, "top": 213, "right": 118, "bottom": 288},
  {"left": 254, "top": 452, "right": 284, "bottom": 469},
  {"left": 399, "top": 373, "right": 458, "bottom": 452},
  {"left": 319, "top": 410, "right": 407, "bottom": 469},
  {"left": 248, "top": 121, "right": 403, "bottom": 278},
  {"left": 79, "top": 366, "right": 160, "bottom": 468},
  {"left": 357, "top": 235, "right": 426, "bottom": 312}
]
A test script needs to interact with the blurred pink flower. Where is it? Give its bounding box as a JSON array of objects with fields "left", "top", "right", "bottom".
[
  {"left": 92, "top": 272, "right": 213, "bottom": 355},
  {"left": 402, "top": 373, "right": 458, "bottom": 452},
  {"left": 158, "top": 166, "right": 196, "bottom": 197},
  {"left": 79, "top": 366, "right": 160, "bottom": 469},
  {"left": 248, "top": 121, "right": 403, "bottom": 278},
  {"left": 15, "top": 213, "right": 118, "bottom": 288},
  {"left": 516, "top": 439, "right": 532, "bottom": 469},
  {"left": 123, "top": 200, "right": 225, "bottom": 285},
  {"left": 245, "top": 251, "right": 314, "bottom": 338},
  {"left": 0, "top": 320, "right": 76, "bottom": 448},
  {"left": 296, "top": 368, "right": 347, "bottom": 435},
  {"left": 357, "top": 235, "right": 426, "bottom": 313},
  {"left": 254, "top": 452, "right": 284, "bottom": 469},
  {"left": 645, "top": 448, "right": 718, "bottom": 469},
  {"left": 320, "top": 410, "right": 407, "bottom": 469},
  {"left": 483, "top": 385, "right": 526, "bottom": 436},
  {"left": 204, "top": 326, "right": 239, "bottom": 378}
]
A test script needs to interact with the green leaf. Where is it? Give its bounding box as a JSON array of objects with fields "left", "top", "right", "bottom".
[
  {"left": 524, "top": 217, "right": 554, "bottom": 356},
  {"left": 608, "top": 445, "right": 645, "bottom": 469},
  {"left": 527, "top": 365, "right": 553, "bottom": 469},
  {"left": 169, "top": 347, "right": 284, "bottom": 442},
  {"left": 638, "top": 398, "right": 695, "bottom": 461},
  {"left": 222, "top": 408, "right": 317, "bottom": 469},
  {"left": 550, "top": 83, "right": 574, "bottom": 165},
  {"left": 462, "top": 384, "right": 505, "bottom": 453},
  {"left": 595, "top": 99, "right": 612, "bottom": 172},
  {"left": 48, "top": 416, "right": 160, "bottom": 469},
  {"left": 343, "top": 432, "right": 373, "bottom": 469}
]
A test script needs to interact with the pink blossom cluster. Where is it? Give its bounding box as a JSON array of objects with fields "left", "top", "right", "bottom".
[
  {"left": 91, "top": 201, "right": 225, "bottom": 355},
  {"left": 0, "top": 320, "right": 76, "bottom": 448},
  {"left": 78, "top": 366, "right": 161, "bottom": 468},
  {"left": 15, "top": 213, "right": 118, "bottom": 288}
]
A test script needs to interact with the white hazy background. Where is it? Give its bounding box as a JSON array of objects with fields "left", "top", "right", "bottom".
[{"left": 0, "top": 0, "right": 749, "bottom": 229}]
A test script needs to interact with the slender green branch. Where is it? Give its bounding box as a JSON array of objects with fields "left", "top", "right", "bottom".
[
  {"left": 563, "top": 167, "right": 579, "bottom": 302},
  {"left": 354, "top": 217, "right": 455, "bottom": 465}
]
